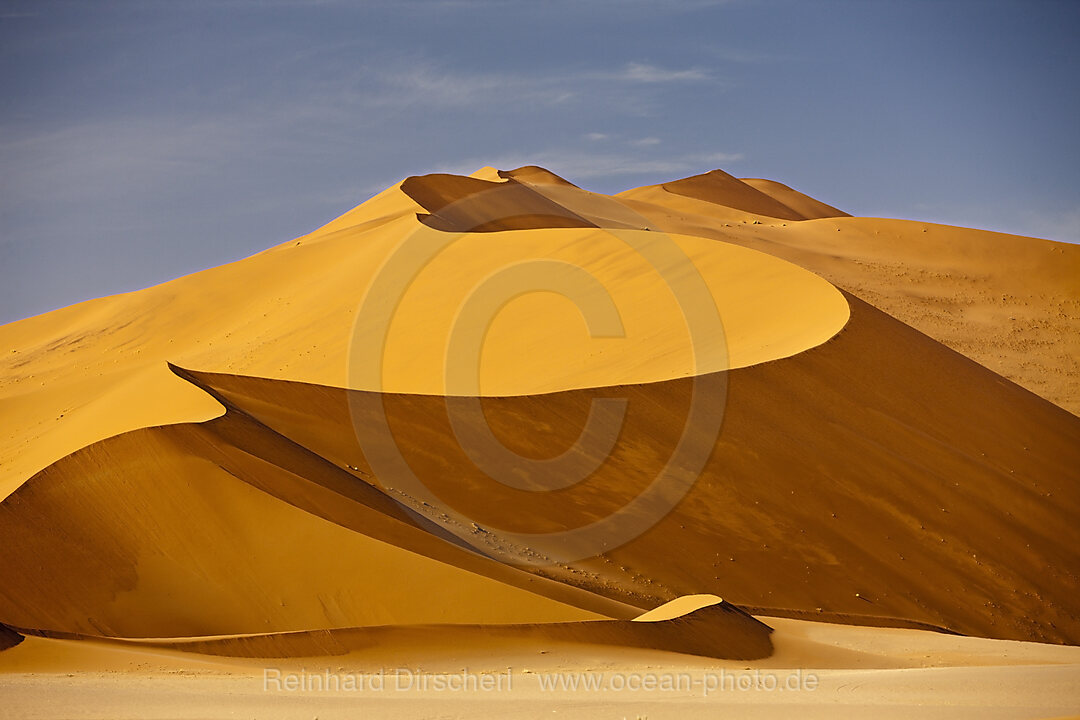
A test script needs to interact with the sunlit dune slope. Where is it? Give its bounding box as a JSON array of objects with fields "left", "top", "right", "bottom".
[
  {"left": 615, "top": 178, "right": 1080, "bottom": 414},
  {"left": 352, "top": 225, "right": 848, "bottom": 395},
  {"left": 3, "top": 617, "right": 1079, "bottom": 720},
  {"left": 634, "top": 594, "right": 727, "bottom": 622},
  {"left": 0, "top": 411, "right": 628, "bottom": 637},
  {"left": 0, "top": 184, "right": 849, "bottom": 499},
  {"left": 151, "top": 293, "right": 1080, "bottom": 644},
  {"left": 0, "top": 178, "right": 425, "bottom": 500}
]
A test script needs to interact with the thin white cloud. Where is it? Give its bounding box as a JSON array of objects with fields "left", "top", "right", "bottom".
[
  {"left": 586, "top": 132, "right": 609, "bottom": 141},
  {"left": 702, "top": 47, "right": 788, "bottom": 65},
  {"left": 342, "top": 60, "right": 719, "bottom": 112},
  {"left": 366, "top": 65, "right": 572, "bottom": 108},
  {"left": 617, "top": 62, "right": 711, "bottom": 83},
  {"left": 703, "top": 151, "right": 744, "bottom": 163},
  {"left": 631, "top": 137, "right": 662, "bottom": 147}
]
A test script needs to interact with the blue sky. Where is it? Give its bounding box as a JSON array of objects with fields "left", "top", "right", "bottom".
[{"left": 2, "top": 0, "right": 1078, "bottom": 324}]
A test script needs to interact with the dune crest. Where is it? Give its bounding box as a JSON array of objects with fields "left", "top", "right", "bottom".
[
  {"left": 0, "top": 172, "right": 852, "bottom": 498},
  {"left": 659, "top": 168, "right": 818, "bottom": 220}
]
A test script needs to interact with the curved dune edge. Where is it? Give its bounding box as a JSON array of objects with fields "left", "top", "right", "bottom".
[
  {"left": 633, "top": 594, "right": 724, "bottom": 622},
  {"left": 0, "top": 172, "right": 851, "bottom": 500},
  {"left": 162, "top": 293, "right": 1079, "bottom": 645},
  {"left": 353, "top": 225, "right": 851, "bottom": 396},
  {"left": 3, "top": 600, "right": 774, "bottom": 662},
  {"left": 2, "top": 161, "right": 1074, "bottom": 507},
  {"left": 2, "top": 287, "right": 1076, "bottom": 645},
  {"left": 0, "top": 401, "right": 646, "bottom": 638}
]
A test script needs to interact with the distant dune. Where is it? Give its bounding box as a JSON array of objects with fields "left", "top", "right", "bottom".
[
  {"left": 1, "top": 164, "right": 1078, "bottom": 713},
  {"left": 661, "top": 168, "right": 816, "bottom": 221}
]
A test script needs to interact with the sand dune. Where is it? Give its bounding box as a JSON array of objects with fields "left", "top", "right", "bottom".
[
  {"left": 2, "top": 615, "right": 1078, "bottom": 719},
  {"left": 633, "top": 594, "right": 727, "bottom": 622},
  {"left": 499, "top": 165, "right": 580, "bottom": 187},
  {"left": 404, "top": 167, "right": 649, "bottom": 231},
  {"left": 0, "top": 178, "right": 850, "bottom": 499},
  {"left": 4, "top": 596, "right": 772, "bottom": 663},
  {"left": 0, "top": 402, "right": 641, "bottom": 637},
  {"left": 660, "top": 168, "right": 812, "bottom": 220},
  {"left": 144, "top": 291, "right": 1076, "bottom": 646},
  {"left": 614, "top": 181, "right": 1080, "bottom": 414},
  {"left": 401, "top": 173, "right": 597, "bottom": 232},
  {"left": 1, "top": 163, "right": 1078, "bottom": 716},
  {"left": 2, "top": 283, "right": 1075, "bottom": 643}
]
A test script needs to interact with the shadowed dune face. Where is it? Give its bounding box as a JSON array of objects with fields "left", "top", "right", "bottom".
[
  {"left": 0, "top": 403, "right": 645, "bottom": 638},
  {"left": 190, "top": 294, "right": 1080, "bottom": 644},
  {"left": 660, "top": 169, "right": 812, "bottom": 221},
  {"left": 498, "top": 165, "right": 580, "bottom": 187},
  {"left": 403, "top": 166, "right": 1075, "bottom": 414},
  {"left": 401, "top": 173, "right": 597, "bottom": 232},
  {"left": 1, "top": 291, "right": 1075, "bottom": 644},
  {"left": 0, "top": 624, "right": 22, "bottom": 652},
  {"left": 3, "top": 162, "right": 1070, "bottom": 511}
]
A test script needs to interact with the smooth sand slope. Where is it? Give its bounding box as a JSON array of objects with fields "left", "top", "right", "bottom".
[
  {"left": 0, "top": 175, "right": 849, "bottom": 501},
  {"left": 616, "top": 174, "right": 1080, "bottom": 414},
  {"left": 1, "top": 288, "right": 1076, "bottom": 644},
  {"left": 0, "top": 405, "right": 638, "bottom": 637},
  {"left": 163, "top": 294, "right": 1080, "bottom": 643},
  {"left": 402, "top": 164, "right": 1079, "bottom": 412},
  {"left": 1, "top": 163, "right": 1077, "bottom": 717}
]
